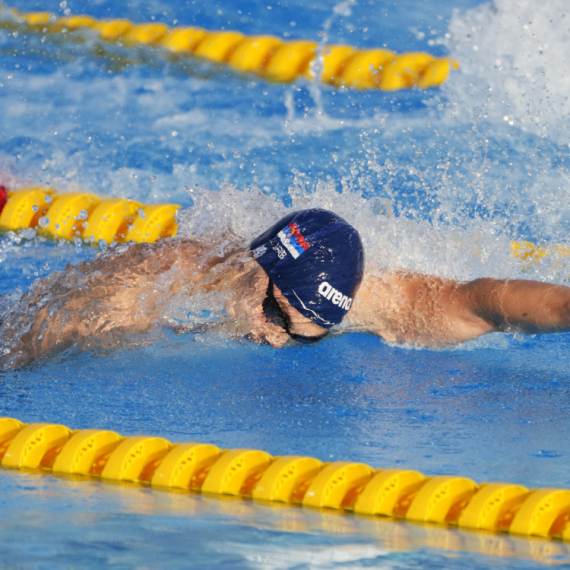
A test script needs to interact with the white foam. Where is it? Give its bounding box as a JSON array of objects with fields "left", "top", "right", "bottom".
[
  {"left": 444, "top": 0, "right": 570, "bottom": 142},
  {"left": 176, "top": 181, "right": 520, "bottom": 283}
]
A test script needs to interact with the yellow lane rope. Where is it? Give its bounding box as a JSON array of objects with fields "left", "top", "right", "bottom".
[
  {"left": 511, "top": 240, "right": 570, "bottom": 267},
  {"left": 0, "top": 187, "right": 179, "bottom": 244},
  {"left": 0, "top": 187, "right": 568, "bottom": 268},
  {"left": 3, "top": 6, "right": 458, "bottom": 91},
  {"left": 2, "top": 416, "right": 570, "bottom": 547}
]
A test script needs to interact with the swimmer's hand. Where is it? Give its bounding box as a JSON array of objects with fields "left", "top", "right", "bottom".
[
  {"left": 244, "top": 325, "right": 289, "bottom": 348},
  {"left": 224, "top": 259, "right": 289, "bottom": 348}
]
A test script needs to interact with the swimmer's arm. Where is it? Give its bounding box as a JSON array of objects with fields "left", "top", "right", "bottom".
[
  {"left": 2, "top": 282, "right": 157, "bottom": 369},
  {"left": 221, "top": 260, "right": 290, "bottom": 348},
  {"left": 457, "top": 278, "right": 570, "bottom": 334},
  {"left": 348, "top": 272, "right": 570, "bottom": 345},
  {"left": 1, "top": 240, "right": 191, "bottom": 369}
]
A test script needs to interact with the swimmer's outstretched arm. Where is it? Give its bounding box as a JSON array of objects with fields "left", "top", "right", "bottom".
[
  {"left": 348, "top": 272, "right": 570, "bottom": 346},
  {"left": 1, "top": 238, "right": 210, "bottom": 369},
  {"left": 457, "top": 278, "right": 570, "bottom": 335}
]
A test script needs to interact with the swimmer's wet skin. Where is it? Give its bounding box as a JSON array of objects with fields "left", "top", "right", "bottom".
[{"left": 3, "top": 206, "right": 570, "bottom": 369}]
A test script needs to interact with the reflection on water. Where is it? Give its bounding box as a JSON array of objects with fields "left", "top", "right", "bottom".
[{"left": 1, "top": 469, "right": 569, "bottom": 568}]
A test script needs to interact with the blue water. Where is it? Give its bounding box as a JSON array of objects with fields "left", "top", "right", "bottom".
[{"left": 2, "top": 0, "right": 570, "bottom": 567}]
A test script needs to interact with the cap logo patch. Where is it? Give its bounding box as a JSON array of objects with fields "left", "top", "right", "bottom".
[
  {"left": 277, "top": 222, "right": 310, "bottom": 259},
  {"left": 318, "top": 281, "right": 353, "bottom": 311}
]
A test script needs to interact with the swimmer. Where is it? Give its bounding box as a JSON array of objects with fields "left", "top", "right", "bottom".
[{"left": 1, "top": 208, "right": 570, "bottom": 370}]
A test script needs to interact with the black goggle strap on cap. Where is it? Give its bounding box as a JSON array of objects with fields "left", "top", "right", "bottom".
[{"left": 262, "top": 281, "right": 328, "bottom": 345}]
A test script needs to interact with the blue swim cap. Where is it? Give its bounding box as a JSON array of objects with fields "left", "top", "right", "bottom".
[{"left": 250, "top": 209, "right": 364, "bottom": 329}]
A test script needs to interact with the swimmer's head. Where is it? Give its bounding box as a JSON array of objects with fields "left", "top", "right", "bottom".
[{"left": 250, "top": 209, "right": 364, "bottom": 329}]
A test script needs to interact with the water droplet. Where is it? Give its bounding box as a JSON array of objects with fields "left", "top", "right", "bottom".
[
  {"left": 22, "top": 228, "right": 36, "bottom": 240},
  {"left": 38, "top": 216, "right": 49, "bottom": 228}
]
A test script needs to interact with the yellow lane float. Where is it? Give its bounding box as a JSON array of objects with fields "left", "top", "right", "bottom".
[
  {"left": 4, "top": 6, "right": 458, "bottom": 91},
  {"left": 2, "top": 416, "right": 570, "bottom": 547},
  {"left": 0, "top": 187, "right": 179, "bottom": 244},
  {"left": 0, "top": 187, "right": 568, "bottom": 268}
]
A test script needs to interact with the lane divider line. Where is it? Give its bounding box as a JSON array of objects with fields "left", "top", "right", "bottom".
[
  {"left": 0, "top": 186, "right": 568, "bottom": 270},
  {"left": 0, "top": 187, "right": 179, "bottom": 244},
  {"left": 2, "top": 417, "right": 570, "bottom": 544},
  {"left": 2, "top": 6, "right": 458, "bottom": 91}
]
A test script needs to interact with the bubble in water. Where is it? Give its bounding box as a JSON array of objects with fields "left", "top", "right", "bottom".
[
  {"left": 76, "top": 209, "right": 88, "bottom": 220},
  {"left": 333, "top": 0, "right": 353, "bottom": 17},
  {"left": 38, "top": 216, "right": 49, "bottom": 228}
]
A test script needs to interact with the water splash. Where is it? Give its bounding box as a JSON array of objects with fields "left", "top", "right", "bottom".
[
  {"left": 175, "top": 181, "right": 519, "bottom": 283},
  {"left": 444, "top": 0, "right": 570, "bottom": 143}
]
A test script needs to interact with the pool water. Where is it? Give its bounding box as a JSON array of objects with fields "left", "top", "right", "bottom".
[{"left": 2, "top": 0, "right": 570, "bottom": 567}]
